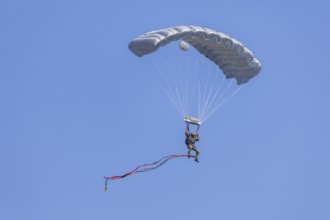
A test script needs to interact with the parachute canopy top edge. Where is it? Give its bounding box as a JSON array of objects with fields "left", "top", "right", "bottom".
[{"left": 128, "top": 25, "right": 261, "bottom": 85}]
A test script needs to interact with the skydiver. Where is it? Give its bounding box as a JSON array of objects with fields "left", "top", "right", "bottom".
[{"left": 185, "top": 123, "right": 200, "bottom": 163}]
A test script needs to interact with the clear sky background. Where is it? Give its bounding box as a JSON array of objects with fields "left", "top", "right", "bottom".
[{"left": 1, "top": 0, "right": 330, "bottom": 219}]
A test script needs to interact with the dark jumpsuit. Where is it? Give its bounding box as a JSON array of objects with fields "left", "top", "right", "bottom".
[{"left": 185, "top": 131, "right": 200, "bottom": 159}]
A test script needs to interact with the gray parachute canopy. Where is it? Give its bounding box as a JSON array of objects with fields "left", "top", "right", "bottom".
[{"left": 128, "top": 26, "right": 261, "bottom": 84}]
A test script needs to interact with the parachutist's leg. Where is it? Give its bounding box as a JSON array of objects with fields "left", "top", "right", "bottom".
[
  {"left": 193, "top": 146, "right": 200, "bottom": 162},
  {"left": 187, "top": 145, "right": 192, "bottom": 158}
]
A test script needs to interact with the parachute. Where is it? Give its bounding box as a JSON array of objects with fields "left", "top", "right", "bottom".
[
  {"left": 129, "top": 25, "right": 261, "bottom": 85},
  {"left": 129, "top": 25, "right": 261, "bottom": 123}
]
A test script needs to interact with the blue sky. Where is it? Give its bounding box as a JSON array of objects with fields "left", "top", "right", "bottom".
[{"left": 1, "top": 0, "right": 330, "bottom": 219}]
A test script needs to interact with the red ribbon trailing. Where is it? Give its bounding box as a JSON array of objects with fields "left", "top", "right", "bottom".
[{"left": 104, "top": 154, "right": 196, "bottom": 192}]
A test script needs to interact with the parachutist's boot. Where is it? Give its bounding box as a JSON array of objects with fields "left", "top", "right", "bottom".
[{"left": 195, "top": 158, "right": 199, "bottom": 163}]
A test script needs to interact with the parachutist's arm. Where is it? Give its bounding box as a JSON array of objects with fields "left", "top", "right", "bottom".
[
  {"left": 186, "top": 122, "right": 190, "bottom": 131},
  {"left": 185, "top": 123, "right": 190, "bottom": 137},
  {"left": 196, "top": 125, "right": 200, "bottom": 141},
  {"left": 196, "top": 134, "right": 200, "bottom": 141}
]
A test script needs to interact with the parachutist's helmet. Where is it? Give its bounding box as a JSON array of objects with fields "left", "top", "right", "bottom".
[{"left": 191, "top": 132, "right": 197, "bottom": 137}]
